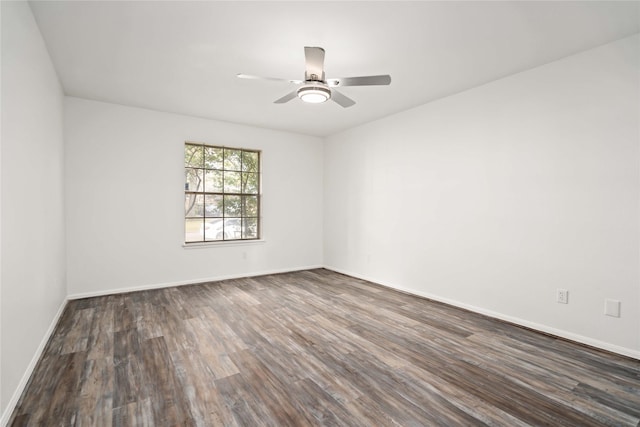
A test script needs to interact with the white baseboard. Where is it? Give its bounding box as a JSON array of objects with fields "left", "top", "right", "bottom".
[
  {"left": 324, "top": 266, "right": 640, "bottom": 361},
  {"left": 67, "top": 265, "right": 324, "bottom": 300},
  {"left": 1, "top": 298, "right": 68, "bottom": 427}
]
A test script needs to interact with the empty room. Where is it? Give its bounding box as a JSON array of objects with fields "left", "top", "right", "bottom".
[{"left": 1, "top": 1, "right": 639, "bottom": 425}]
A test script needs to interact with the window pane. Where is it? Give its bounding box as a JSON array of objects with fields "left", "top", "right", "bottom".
[
  {"left": 223, "top": 218, "right": 242, "bottom": 240},
  {"left": 224, "top": 149, "right": 242, "bottom": 171},
  {"left": 204, "top": 195, "right": 223, "bottom": 217},
  {"left": 185, "top": 145, "right": 203, "bottom": 167},
  {"left": 224, "top": 171, "right": 241, "bottom": 193},
  {"left": 205, "top": 146, "right": 223, "bottom": 170},
  {"left": 224, "top": 195, "right": 241, "bottom": 216},
  {"left": 242, "top": 151, "right": 259, "bottom": 172},
  {"left": 185, "top": 194, "right": 204, "bottom": 217},
  {"left": 185, "top": 218, "right": 204, "bottom": 242},
  {"left": 242, "top": 173, "right": 259, "bottom": 194},
  {"left": 243, "top": 218, "right": 258, "bottom": 239},
  {"left": 243, "top": 195, "right": 258, "bottom": 217},
  {"left": 185, "top": 168, "right": 203, "bottom": 192},
  {"left": 203, "top": 218, "right": 224, "bottom": 241},
  {"left": 204, "top": 170, "right": 223, "bottom": 193}
]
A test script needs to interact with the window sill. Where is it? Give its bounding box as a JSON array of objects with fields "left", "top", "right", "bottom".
[{"left": 183, "top": 239, "right": 266, "bottom": 249}]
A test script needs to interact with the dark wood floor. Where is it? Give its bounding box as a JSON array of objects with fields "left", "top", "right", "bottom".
[{"left": 9, "top": 269, "right": 640, "bottom": 426}]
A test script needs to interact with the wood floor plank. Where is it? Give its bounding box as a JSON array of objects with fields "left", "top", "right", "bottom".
[
  {"left": 76, "top": 357, "right": 114, "bottom": 426},
  {"left": 86, "top": 296, "right": 115, "bottom": 360},
  {"left": 61, "top": 308, "right": 94, "bottom": 354},
  {"left": 140, "top": 336, "right": 195, "bottom": 426},
  {"left": 112, "top": 295, "right": 136, "bottom": 333},
  {"left": 112, "top": 398, "right": 155, "bottom": 427},
  {"left": 227, "top": 349, "right": 315, "bottom": 427},
  {"left": 290, "top": 377, "right": 368, "bottom": 427},
  {"left": 112, "top": 356, "right": 144, "bottom": 409},
  {"left": 215, "top": 373, "right": 274, "bottom": 427},
  {"left": 8, "top": 269, "right": 640, "bottom": 426},
  {"left": 170, "top": 349, "right": 238, "bottom": 427},
  {"left": 29, "top": 352, "right": 85, "bottom": 425}
]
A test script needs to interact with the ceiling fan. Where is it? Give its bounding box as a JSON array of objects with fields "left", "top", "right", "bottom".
[{"left": 237, "top": 46, "right": 391, "bottom": 108}]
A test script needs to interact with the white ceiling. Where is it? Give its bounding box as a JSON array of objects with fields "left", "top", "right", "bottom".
[{"left": 29, "top": 1, "right": 639, "bottom": 137}]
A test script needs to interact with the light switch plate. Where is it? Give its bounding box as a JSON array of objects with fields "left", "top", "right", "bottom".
[{"left": 604, "top": 299, "right": 621, "bottom": 317}]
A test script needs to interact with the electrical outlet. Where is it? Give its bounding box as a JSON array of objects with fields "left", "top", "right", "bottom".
[{"left": 557, "top": 289, "right": 569, "bottom": 304}]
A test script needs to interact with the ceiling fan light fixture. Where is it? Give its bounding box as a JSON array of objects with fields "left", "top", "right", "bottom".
[
  {"left": 239, "top": 47, "right": 390, "bottom": 107},
  {"left": 297, "top": 84, "right": 331, "bottom": 103}
]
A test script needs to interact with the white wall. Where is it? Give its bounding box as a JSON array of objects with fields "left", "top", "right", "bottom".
[
  {"left": 1, "top": 1, "right": 67, "bottom": 417},
  {"left": 65, "top": 98, "right": 323, "bottom": 296},
  {"left": 324, "top": 34, "right": 640, "bottom": 357}
]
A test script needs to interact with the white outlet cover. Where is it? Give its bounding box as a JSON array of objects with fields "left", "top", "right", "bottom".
[
  {"left": 604, "top": 299, "right": 621, "bottom": 317},
  {"left": 557, "top": 289, "right": 568, "bottom": 304}
]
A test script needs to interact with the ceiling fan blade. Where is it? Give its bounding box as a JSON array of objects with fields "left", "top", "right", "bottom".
[
  {"left": 304, "top": 47, "right": 325, "bottom": 81},
  {"left": 274, "top": 90, "right": 298, "bottom": 104},
  {"left": 330, "top": 90, "right": 356, "bottom": 108},
  {"left": 327, "top": 75, "right": 391, "bottom": 87},
  {"left": 237, "top": 74, "right": 302, "bottom": 84}
]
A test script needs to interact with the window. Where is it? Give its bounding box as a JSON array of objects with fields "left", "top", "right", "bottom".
[{"left": 184, "top": 142, "right": 260, "bottom": 243}]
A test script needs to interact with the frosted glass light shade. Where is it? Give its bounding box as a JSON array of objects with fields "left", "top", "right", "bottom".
[{"left": 297, "top": 85, "right": 331, "bottom": 103}]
